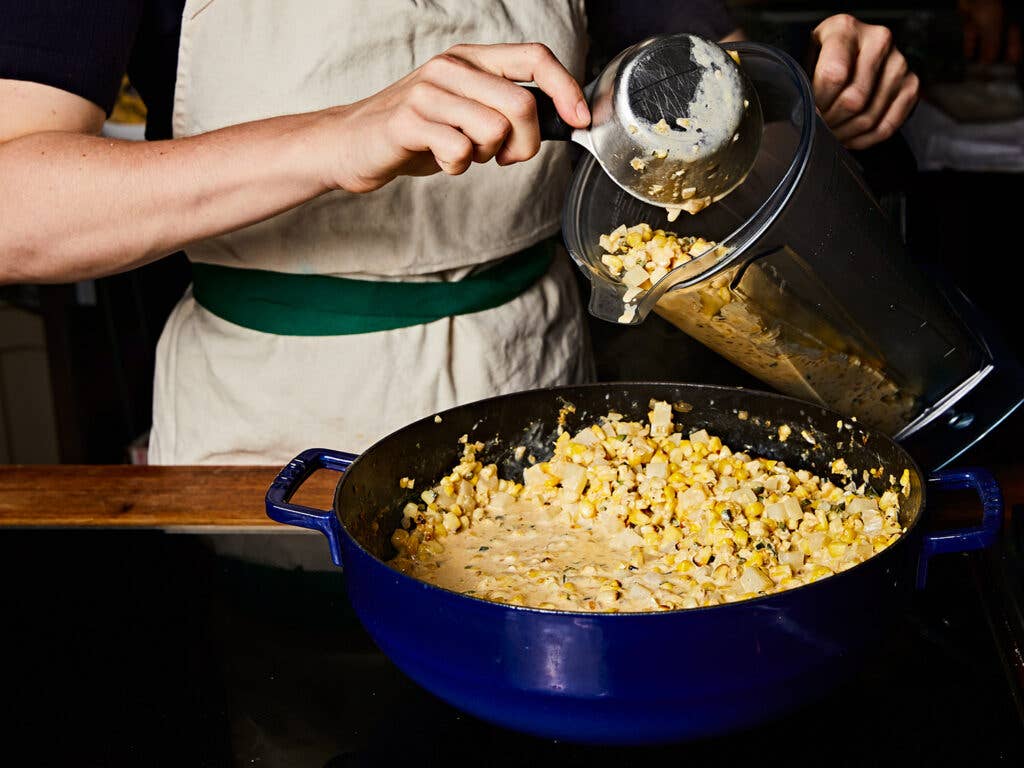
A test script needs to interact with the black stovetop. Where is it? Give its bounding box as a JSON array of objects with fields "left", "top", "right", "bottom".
[{"left": 3, "top": 508, "right": 1022, "bottom": 768}]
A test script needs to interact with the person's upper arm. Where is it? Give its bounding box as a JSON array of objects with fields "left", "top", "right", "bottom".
[
  {"left": 0, "top": 80, "right": 104, "bottom": 142},
  {"left": 0, "top": 0, "right": 144, "bottom": 142}
]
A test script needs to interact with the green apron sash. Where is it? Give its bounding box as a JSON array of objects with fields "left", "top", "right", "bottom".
[{"left": 191, "top": 240, "right": 554, "bottom": 335}]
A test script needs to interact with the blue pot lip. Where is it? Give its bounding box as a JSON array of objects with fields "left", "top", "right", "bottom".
[{"left": 333, "top": 381, "right": 926, "bottom": 619}]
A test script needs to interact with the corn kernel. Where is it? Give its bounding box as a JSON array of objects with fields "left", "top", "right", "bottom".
[
  {"left": 744, "top": 501, "right": 764, "bottom": 518},
  {"left": 662, "top": 525, "right": 683, "bottom": 546},
  {"left": 626, "top": 504, "right": 651, "bottom": 526},
  {"left": 693, "top": 546, "right": 712, "bottom": 566},
  {"left": 827, "top": 542, "right": 847, "bottom": 558}
]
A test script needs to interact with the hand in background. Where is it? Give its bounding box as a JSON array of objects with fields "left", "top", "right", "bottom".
[
  {"left": 810, "top": 14, "right": 920, "bottom": 150},
  {"left": 959, "top": 0, "right": 1021, "bottom": 66}
]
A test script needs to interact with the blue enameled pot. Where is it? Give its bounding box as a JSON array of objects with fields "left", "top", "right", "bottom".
[{"left": 266, "top": 384, "right": 1001, "bottom": 744}]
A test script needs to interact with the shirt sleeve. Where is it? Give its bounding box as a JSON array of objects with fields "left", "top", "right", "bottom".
[{"left": 0, "top": 0, "right": 144, "bottom": 115}]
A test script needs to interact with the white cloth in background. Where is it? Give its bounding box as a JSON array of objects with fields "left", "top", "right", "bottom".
[{"left": 902, "top": 98, "right": 1024, "bottom": 173}]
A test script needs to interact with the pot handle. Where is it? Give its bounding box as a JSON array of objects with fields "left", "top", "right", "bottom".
[
  {"left": 917, "top": 467, "right": 1003, "bottom": 588},
  {"left": 265, "top": 448, "right": 357, "bottom": 567}
]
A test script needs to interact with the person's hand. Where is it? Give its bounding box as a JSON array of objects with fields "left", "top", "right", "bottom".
[
  {"left": 316, "top": 43, "right": 589, "bottom": 193},
  {"left": 959, "top": 0, "right": 1021, "bottom": 65},
  {"left": 810, "top": 14, "right": 920, "bottom": 150}
]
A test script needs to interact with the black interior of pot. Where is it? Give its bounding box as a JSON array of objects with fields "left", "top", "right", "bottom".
[{"left": 335, "top": 383, "right": 924, "bottom": 561}]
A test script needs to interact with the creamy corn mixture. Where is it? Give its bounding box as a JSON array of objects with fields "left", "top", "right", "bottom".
[
  {"left": 598, "top": 224, "right": 918, "bottom": 433},
  {"left": 388, "top": 402, "right": 906, "bottom": 613},
  {"left": 598, "top": 223, "right": 729, "bottom": 323}
]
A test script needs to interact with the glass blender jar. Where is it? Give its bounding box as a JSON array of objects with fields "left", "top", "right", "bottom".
[{"left": 563, "top": 40, "right": 1023, "bottom": 468}]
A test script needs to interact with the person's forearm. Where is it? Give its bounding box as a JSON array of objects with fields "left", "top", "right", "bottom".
[
  {"left": 0, "top": 110, "right": 335, "bottom": 284},
  {"left": 1, "top": 42, "right": 593, "bottom": 285}
]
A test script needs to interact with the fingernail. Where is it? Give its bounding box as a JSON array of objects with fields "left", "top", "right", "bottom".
[{"left": 575, "top": 99, "right": 590, "bottom": 125}]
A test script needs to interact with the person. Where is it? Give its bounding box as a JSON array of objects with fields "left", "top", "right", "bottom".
[{"left": 0, "top": 2, "right": 920, "bottom": 471}]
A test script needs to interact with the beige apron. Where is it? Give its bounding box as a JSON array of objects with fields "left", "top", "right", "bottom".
[{"left": 149, "top": 0, "right": 592, "bottom": 468}]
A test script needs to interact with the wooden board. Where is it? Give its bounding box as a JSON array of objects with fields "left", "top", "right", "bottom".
[
  {"left": 0, "top": 465, "right": 338, "bottom": 530},
  {"left": 0, "top": 463, "right": 1019, "bottom": 531}
]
